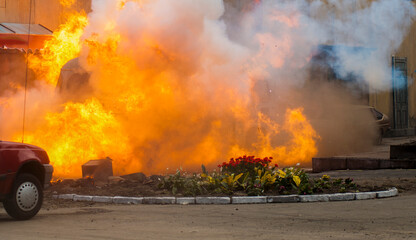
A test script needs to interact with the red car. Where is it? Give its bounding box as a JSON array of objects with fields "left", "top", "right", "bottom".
[{"left": 0, "top": 141, "right": 53, "bottom": 220}]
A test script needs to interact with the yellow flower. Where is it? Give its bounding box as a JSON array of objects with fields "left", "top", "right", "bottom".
[
  {"left": 322, "top": 175, "right": 330, "bottom": 181},
  {"left": 292, "top": 175, "right": 301, "bottom": 187},
  {"left": 278, "top": 169, "right": 286, "bottom": 178}
]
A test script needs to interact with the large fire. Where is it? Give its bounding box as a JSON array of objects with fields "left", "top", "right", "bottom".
[{"left": 9, "top": 0, "right": 320, "bottom": 178}]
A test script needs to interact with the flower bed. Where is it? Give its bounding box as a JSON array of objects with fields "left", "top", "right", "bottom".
[{"left": 158, "top": 156, "right": 358, "bottom": 196}]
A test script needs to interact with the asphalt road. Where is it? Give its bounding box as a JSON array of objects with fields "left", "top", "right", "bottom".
[{"left": 0, "top": 194, "right": 415, "bottom": 240}]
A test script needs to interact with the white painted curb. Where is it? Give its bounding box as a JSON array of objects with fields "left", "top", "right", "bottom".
[
  {"left": 232, "top": 196, "right": 267, "bottom": 204},
  {"left": 52, "top": 188, "right": 399, "bottom": 205}
]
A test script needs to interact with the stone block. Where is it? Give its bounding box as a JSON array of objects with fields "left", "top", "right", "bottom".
[
  {"left": 328, "top": 193, "right": 355, "bottom": 201},
  {"left": 377, "top": 188, "right": 399, "bottom": 198},
  {"left": 346, "top": 158, "right": 380, "bottom": 170},
  {"left": 299, "top": 194, "right": 329, "bottom": 202},
  {"left": 195, "top": 197, "right": 230, "bottom": 204},
  {"left": 73, "top": 195, "right": 93, "bottom": 202},
  {"left": 176, "top": 197, "right": 196, "bottom": 205},
  {"left": 143, "top": 197, "right": 175, "bottom": 204},
  {"left": 390, "top": 144, "right": 416, "bottom": 159},
  {"left": 82, "top": 157, "right": 113, "bottom": 181},
  {"left": 113, "top": 196, "right": 143, "bottom": 204},
  {"left": 312, "top": 158, "right": 346, "bottom": 173},
  {"left": 267, "top": 195, "right": 300, "bottom": 203},
  {"left": 355, "top": 192, "right": 376, "bottom": 200},
  {"left": 58, "top": 194, "right": 76, "bottom": 200},
  {"left": 92, "top": 196, "right": 113, "bottom": 203},
  {"left": 232, "top": 196, "right": 267, "bottom": 204}
]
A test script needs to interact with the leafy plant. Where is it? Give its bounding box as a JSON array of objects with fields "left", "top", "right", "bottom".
[{"left": 159, "top": 170, "right": 204, "bottom": 196}]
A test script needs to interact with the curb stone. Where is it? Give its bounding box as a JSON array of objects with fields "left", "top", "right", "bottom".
[
  {"left": 176, "top": 197, "right": 196, "bottom": 205},
  {"left": 267, "top": 195, "right": 299, "bottom": 203},
  {"left": 376, "top": 187, "right": 398, "bottom": 198},
  {"left": 196, "top": 197, "right": 230, "bottom": 204},
  {"left": 73, "top": 195, "right": 93, "bottom": 202},
  {"left": 232, "top": 196, "right": 267, "bottom": 204},
  {"left": 143, "top": 197, "right": 175, "bottom": 204},
  {"left": 57, "top": 194, "right": 76, "bottom": 200},
  {"left": 299, "top": 194, "right": 330, "bottom": 202},
  {"left": 113, "top": 196, "right": 143, "bottom": 204},
  {"left": 355, "top": 192, "right": 377, "bottom": 200},
  {"left": 92, "top": 196, "right": 113, "bottom": 203},
  {"left": 328, "top": 193, "right": 355, "bottom": 201},
  {"left": 53, "top": 188, "right": 399, "bottom": 205}
]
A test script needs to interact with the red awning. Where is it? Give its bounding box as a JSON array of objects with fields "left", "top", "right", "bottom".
[{"left": 0, "top": 23, "right": 53, "bottom": 50}]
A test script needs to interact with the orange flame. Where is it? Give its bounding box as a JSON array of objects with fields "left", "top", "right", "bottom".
[
  {"left": 16, "top": 2, "right": 319, "bottom": 178},
  {"left": 59, "top": 0, "right": 75, "bottom": 8},
  {"left": 28, "top": 12, "right": 88, "bottom": 85},
  {"left": 230, "top": 108, "right": 319, "bottom": 166},
  {"left": 22, "top": 98, "right": 137, "bottom": 178}
]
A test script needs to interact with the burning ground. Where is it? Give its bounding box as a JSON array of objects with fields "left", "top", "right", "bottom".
[{"left": 0, "top": 0, "right": 415, "bottom": 178}]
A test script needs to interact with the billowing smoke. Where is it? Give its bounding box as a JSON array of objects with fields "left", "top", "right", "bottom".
[{"left": 0, "top": 0, "right": 414, "bottom": 177}]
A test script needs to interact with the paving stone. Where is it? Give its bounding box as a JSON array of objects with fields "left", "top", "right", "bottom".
[
  {"left": 143, "top": 197, "right": 175, "bottom": 204},
  {"left": 176, "top": 197, "right": 196, "bottom": 205},
  {"left": 73, "top": 195, "right": 93, "bottom": 202},
  {"left": 195, "top": 197, "right": 231, "bottom": 204},
  {"left": 299, "top": 194, "right": 329, "bottom": 202},
  {"left": 328, "top": 193, "right": 355, "bottom": 201},
  {"left": 92, "top": 196, "right": 113, "bottom": 203},
  {"left": 267, "top": 195, "right": 300, "bottom": 203},
  {"left": 113, "top": 196, "right": 143, "bottom": 204},
  {"left": 58, "top": 194, "right": 76, "bottom": 200},
  {"left": 232, "top": 196, "right": 267, "bottom": 204},
  {"left": 355, "top": 192, "right": 377, "bottom": 200}
]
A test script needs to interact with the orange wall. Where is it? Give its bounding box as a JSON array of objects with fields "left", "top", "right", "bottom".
[{"left": 0, "top": 0, "right": 91, "bottom": 31}]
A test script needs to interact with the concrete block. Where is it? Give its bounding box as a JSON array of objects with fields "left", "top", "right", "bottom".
[
  {"left": 390, "top": 144, "right": 416, "bottom": 159},
  {"left": 346, "top": 158, "right": 380, "bottom": 170},
  {"left": 58, "top": 194, "right": 76, "bottom": 200},
  {"left": 312, "top": 158, "right": 346, "bottom": 173},
  {"left": 389, "top": 160, "right": 415, "bottom": 169},
  {"left": 143, "top": 197, "right": 175, "bottom": 204},
  {"left": 390, "top": 187, "right": 399, "bottom": 196},
  {"left": 113, "top": 196, "right": 143, "bottom": 204},
  {"left": 267, "top": 195, "right": 300, "bottom": 203},
  {"left": 195, "top": 197, "right": 231, "bottom": 204},
  {"left": 377, "top": 188, "right": 399, "bottom": 198},
  {"left": 92, "top": 196, "right": 113, "bottom": 203},
  {"left": 355, "top": 192, "right": 376, "bottom": 200},
  {"left": 73, "top": 195, "right": 93, "bottom": 202},
  {"left": 328, "top": 193, "right": 355, "bottom": 201},
  {"left": 299, "top": 194, "right": 329, "bottom": 202},
  {"left": 232, "top": 196, "right": 267, "bottom": 204},
  {"left": 82, "top": 157, "right": 113, "bottom": 181},
  {"left": 176, "top": 197, "right": 196, "bottom": 205}
]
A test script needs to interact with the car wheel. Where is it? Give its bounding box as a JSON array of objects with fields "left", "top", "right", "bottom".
[{"left": 3, "top": 173, "right": 43, "bottom": 220}]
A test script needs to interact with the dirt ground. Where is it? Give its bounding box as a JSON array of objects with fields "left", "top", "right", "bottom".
[
  {"left": 0, "top": 193, "right": 415, "bottom": 239},
  {"left": 0, "top": 169, "right": 414, "bottom": 239}
]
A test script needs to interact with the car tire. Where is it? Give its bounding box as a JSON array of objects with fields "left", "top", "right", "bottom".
[{"left": 3, "top": 173, "right": 43, "bottom": 220}]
